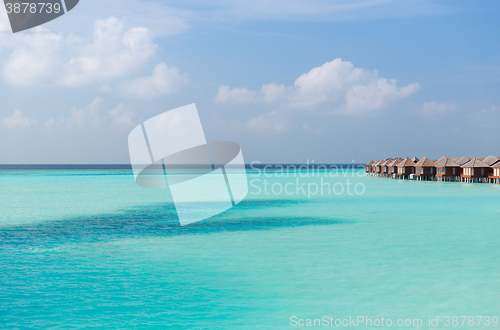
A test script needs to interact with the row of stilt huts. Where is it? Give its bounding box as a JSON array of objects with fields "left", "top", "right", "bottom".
[{"left": 366, "top": 156, "right": 500, "bottom": 183}]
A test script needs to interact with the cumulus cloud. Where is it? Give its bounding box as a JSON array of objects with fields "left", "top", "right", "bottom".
[
  {"left": 2, "top": 27, "right": 61, "bottom": 86},
  {"left": 1, "top": 17, "right": 158, "bottom": 87},
  {"left": 60, "top": 17, "right": 156, "bottom": 86},
  {"left": 2, "top": 109, "right": 37, "bottom": 129},
  {"left": 421, "top": 101, "right": 456, "bottom": 116},
  {"left": 215, "top": 58, "right": 420, "bottom": 113},
  {"left": 119, "top": 62, "right": 187, "bottom": 98}
]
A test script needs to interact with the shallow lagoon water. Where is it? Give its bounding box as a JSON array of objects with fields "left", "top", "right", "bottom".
[{"left": 1, "top": 167, "right": 500, "bottom": 329}]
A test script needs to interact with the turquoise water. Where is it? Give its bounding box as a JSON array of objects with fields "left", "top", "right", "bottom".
[{"left": 1, "top": 167, "right": 500, "bottom": 329}]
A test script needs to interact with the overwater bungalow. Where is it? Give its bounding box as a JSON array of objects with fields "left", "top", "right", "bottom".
[
  {"left": 396, "top": 158, "right": 415, "bottom": 179},
  {"left": 387, "top": 158, "right": 402, "bottom": 178},
  {"left": 371, "top": 159, "right": 380, "bottom": 175},
  {"left": 371, "top": 160, "right": 381, "bottom": 175},
  {"left": 460, "top": 158, "right": 492, "bottom": 183},
  {"left": 377, "top": 159, "right": 389, "bottom": 177},
  {"left": 375, "top": 159, "right": 383, "bottom": 176},
  {"left": 489, "top": 162, "right": 500, "bottom": 184},
  {"left": 435, "top": 158, "right": 461, "bottom": 182},
  {"left": 365, "top": 160, "right": 375, "bottom": 174},
  {"left": 381, "top": 158, "right": 393, "bottom": 177},
  {"left": 414, "top": 157, "right": 436, "bottom": 181},
  {"left": 367, "top": 155, "right": 500, "bottom": 185},
  {"left": 371, "top": 160, "right": 377, "bottom": 174}
]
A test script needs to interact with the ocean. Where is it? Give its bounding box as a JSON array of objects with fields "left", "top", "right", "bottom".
[{"left": 1, "top": 165, "right": 500, "bottom": 329}]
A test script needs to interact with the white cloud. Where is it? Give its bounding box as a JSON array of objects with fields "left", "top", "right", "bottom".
[
  {"left": 247, "top": 110, "right": 289, "bottom": 134},
  {"left": 0, "top": 17, "right": 158, "bottom": 87},
  {"left": 215, "top": 58, "right": 420, "bottom": 113},
  {"left": 2, "top": 27, "right": 61, "bottom": 86},
  {"left": 421, "top": 101, "right": 456, "bottom": 116},
  {"left": 345, "top": 78, "right": 420, "bottom": 112},
  {"left": 109, "top": 103, "right": 136, "bottom": 129},
  {"left": 2, "top": 109, "right": 37, "bottom": 129},
  {"left": 119, "top": 62, "right": 187, "bottom": 98},
  {"left": 60, "top": 17, "right": 156, "bottom": 86}
]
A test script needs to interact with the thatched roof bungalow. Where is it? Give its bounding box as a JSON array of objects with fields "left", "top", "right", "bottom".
[
  {"left": 387, "top": 158, "right": 402, "bottom": 176},
  {"left": 381, "top": 158, "right": 393, "bottom": 177},
  {"left": 435, "top": 158, "right": 461, "bottom": 181},
  {"left": 396, "top": 158, "right": 415, "bottom": 179},
  {"left": 461, "top": 158, "right": 492, "bottom": 183},
  {"left": 414, "top": 157, "right": 436, "bottom": 181},
  {"left": 365, "top": 160, "right": 375, "bottom": 173}
]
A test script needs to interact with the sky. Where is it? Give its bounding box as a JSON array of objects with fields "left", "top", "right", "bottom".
[{"left": 0, "top": 0, "right": 499, "bottom": 164}]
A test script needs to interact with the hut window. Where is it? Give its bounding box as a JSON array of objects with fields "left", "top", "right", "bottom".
[
  {"left": 431, "top": 168, "right": 434, "bottom": 174},
  {"left": 481, "top": 168, "right": 484, "bottom": 176},
  {"left": 453, "top": 168, "right": 455, "bottom": 175}
]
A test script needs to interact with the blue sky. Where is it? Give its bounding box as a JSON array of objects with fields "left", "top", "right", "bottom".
[{"left": 0, "top": 0, "right": 499, "bottom": 164}]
